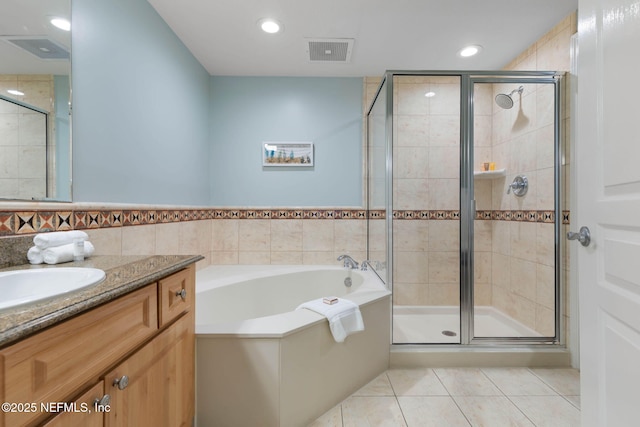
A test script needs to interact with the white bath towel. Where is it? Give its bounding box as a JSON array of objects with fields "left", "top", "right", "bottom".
[
  {"left": 43, "top": 241, "right": 95, "bottom": 265},
  {"left": 296, "top": 297, "right": 364, "bottom": 343},
  {"left": 27, "top": 246, "right": 44, "bottom": 264},
  {"left": 34, "top": 230, "right": 88, "bottom": 249}
]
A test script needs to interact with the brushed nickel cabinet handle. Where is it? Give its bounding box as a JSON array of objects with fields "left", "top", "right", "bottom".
[{"left": 113, "top": 375, "right": 129, "bottom": 390}]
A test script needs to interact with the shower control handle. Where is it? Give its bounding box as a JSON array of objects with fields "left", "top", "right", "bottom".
[
  {"left": 567, "top": 226, "right": 591, "bottom": 247},
  {"left": 507, "top": 175, "right": 528, "bottom": 197}
]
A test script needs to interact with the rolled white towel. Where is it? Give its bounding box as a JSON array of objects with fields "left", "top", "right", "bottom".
[
  {"left": 43, "top": 241, "right": 95, "bottom": 265},
  {"left": 34, "top": 230, "right": 88, "bottom": 250},
  {"left": 27, "top": 246, "right": 44, "bottom": 265}
]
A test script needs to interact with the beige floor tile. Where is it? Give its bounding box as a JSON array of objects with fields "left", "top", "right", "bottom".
[
  {"left": 308, "top": 404, "right": 342, "bottom": 427},
  {"left": 481, "top": 368, "right": 558, "bottom": 396},
  {"left": 564, "top": 395, "right": 580, "bottom": 409},
  {"left": 453, "top": 396, "right": 535, "bottom": 427},
  {"left": 433, "top": 368, "right": 503, "bottom": 396},
  {"left": 342, "top": 397, "right": 407, "bottom": 427},
  {"left": 509, "top": 396, "right": 581, "bottom": 427},
  {"left": 352, "top": 372, "right": 395, "bottom": 396},
  {"left": 398, "top": 396, "right": 471, "bottom": 427},
  {"left": 529, "top": 368, "right": 581, "bottom": 395},
  {"left": 388, "top": 369, "right": 449, "bottom": 396}
]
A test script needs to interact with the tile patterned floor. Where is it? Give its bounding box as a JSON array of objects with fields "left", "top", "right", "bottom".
[{"left": 308, "top": 368, "right": 580, "bottom": 427}]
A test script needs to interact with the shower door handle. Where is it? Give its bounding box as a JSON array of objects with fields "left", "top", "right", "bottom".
[{"left": 567, "top": 226, "right": 591, "bottom": 247}]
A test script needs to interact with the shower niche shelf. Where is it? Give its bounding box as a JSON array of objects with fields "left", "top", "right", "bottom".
[{"left": 473, "top": 169, "right": 506, "bottom": 180}]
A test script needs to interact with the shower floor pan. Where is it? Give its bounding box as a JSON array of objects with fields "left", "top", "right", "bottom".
[{"left": 393, "top": 305, "right": 542, "bottom": 344}]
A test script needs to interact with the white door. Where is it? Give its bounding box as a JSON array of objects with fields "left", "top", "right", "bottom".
[{"left": 577, "top": 0, "right": 640, "bottom": 425}]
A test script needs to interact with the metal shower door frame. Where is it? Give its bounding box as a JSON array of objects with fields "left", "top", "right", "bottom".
[
  {"left": 375, "top": 70, "right": 564, "bottom": 347},
  {"left": 464, "top": 73, "right": 564, "bottom": 346}
]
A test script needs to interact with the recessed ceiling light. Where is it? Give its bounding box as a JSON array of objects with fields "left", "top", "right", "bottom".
[
  {"left": 50, "top": 17, "right": 71, "bottom": 32},
  {"left": 424, "top": 91, "right": 436, "bottom": 98},
  {"left": 458, "top": 45, "right": 482, "bottom": 57},
  {"left": 7, "top": 89, "right": 24, "bottom": 96},
  {"left": 258, "top": 18, "right": 282, "bottom": 34}
]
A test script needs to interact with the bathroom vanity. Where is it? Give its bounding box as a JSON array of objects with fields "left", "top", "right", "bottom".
[{"left": 0, "top": 255, "right": 200, "bottom": 427}]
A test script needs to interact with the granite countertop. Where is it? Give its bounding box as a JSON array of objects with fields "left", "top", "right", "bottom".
[{"left": 0, "top": 254, "right": 203, "bottom": 348}]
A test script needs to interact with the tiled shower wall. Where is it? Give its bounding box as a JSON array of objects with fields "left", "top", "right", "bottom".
[
  {"left": 392, "top": 76, "right": 465, "bottom": 307},
  {"left": 0, "top": 75, "right": 55, "bottom": 200},
  {"left": 496, "top": 12, "right": 576, "bottom": 336},
  {"left": 365, "top": 12, "right": 575, "bottom": 337}
]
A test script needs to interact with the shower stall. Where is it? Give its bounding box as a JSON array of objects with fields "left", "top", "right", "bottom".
[{"left": 366, "top": 71, "right": 565, "bottom": 347}]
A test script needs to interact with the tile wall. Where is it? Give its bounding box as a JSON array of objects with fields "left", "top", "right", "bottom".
[
  {"left": 364, "top": 12, "right": 576, "bottom": 338},
  {"left": 0, "top": 205, "right": 373, "bottom": 271},
  {"left": 392, "top": 75, "right": 463, "bottom": 307},
  {"left": 0, "top": 75, "right": 55, "bottom": 200},
  {"left": 493, "top": 12, "right": 576, "bottom": 336}
]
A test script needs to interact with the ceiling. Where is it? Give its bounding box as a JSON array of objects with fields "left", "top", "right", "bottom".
[
  {"left": 0, "top": 0, "right": 70, "bottom": 75},
  {"left": 147, "top": 0, "right": 578, "bottom": 77}
]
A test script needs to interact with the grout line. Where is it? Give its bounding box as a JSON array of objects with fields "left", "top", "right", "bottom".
[
  {"left": 393, "top": 394, "right": 409, "bottom": 427},
  {"left": 559, "top": 394, "right": 581, "bottom": 410},
  {"left": 478, "top": 367, "right": 505, "bottom": 395},
  {"left": 448, "top": 394, "right": 474, "bottom": 427},
  {"left": 387, "top": 371, "right": 410, "bottom": 427},
  {"left": 502, "top": 394, "right": 539, "bottom": 426}
]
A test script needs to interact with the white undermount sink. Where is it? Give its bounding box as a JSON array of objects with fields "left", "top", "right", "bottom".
[{"left": 0, "top": 267, "right": 106, "bottom": 311}]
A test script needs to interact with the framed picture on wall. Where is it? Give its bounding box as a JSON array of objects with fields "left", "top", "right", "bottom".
[{"left": 262, "top": 142, "right": 314, "bottom": 167}]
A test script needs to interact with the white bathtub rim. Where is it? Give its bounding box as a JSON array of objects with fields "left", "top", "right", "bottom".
[
  {"left": 196, "top": 289, "right": 390, "bottom": 338},
  {"left": 195, "top": 264, "right": 383, "bottom": 293}
]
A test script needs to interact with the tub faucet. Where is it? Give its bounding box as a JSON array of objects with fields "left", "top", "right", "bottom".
[
  {"left": 360, "top": 260, "right": 373, "bottom": 271},
  {"left": 337, "top": 254, "right": 359, "bottom": 269}
]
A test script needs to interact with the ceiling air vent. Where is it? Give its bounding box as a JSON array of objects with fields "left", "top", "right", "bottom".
[
  {"left": 306, "top": 38, "right": 354, "bottom": 63},
  {"left": 1, "top": 36, "right": 70, "bottom": 60}
]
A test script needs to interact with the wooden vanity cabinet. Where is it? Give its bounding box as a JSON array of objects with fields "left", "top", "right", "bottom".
[{"left": 0, "top": 263, "right": 196, "bottom": 427}]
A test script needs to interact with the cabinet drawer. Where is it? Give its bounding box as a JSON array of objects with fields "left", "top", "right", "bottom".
[
  {"left": 158, "top": 265, "right": 194, "bottom": 328},
  {"left": 41, "top": 381, "right": 106, "bottom": 427},
  {"left": 0, "top": 285, "right": 158, "bottom": 427}
]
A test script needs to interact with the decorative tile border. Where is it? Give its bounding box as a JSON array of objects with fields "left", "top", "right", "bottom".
[
  {"left": 0, "top": 208, "right": 373, "bottom": 237},
  {"left": 0, "top": 207, "right": 570, "bottom": 237},
  {"left": 392, "top": 210, "right": 570, "bottom": 224}
]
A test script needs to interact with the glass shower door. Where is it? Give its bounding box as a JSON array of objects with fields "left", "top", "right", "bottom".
[{"left": 471, "top": 79, "right": 560, "bottom": 341}]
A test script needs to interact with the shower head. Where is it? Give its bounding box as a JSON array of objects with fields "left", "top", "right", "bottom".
[{"left": 495, "top": 86, "right": 524, "bottom": 109}]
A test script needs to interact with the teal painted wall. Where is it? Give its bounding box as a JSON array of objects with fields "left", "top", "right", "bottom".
[
  {"left": 70, "top": 0, "right": 364, "bottom": 207},
  {"left": 71, "top": 0, "right": 211, "bottom": 205},
  {"left": 209, "top": 76, "right": 363, "bottom": 207}
]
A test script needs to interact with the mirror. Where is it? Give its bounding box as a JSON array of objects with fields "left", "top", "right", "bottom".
[{"left": 0, "top": 0, "right": 71, "bottom": 201}]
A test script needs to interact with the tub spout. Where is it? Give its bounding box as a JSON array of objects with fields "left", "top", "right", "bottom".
[{"left": 337, "top": 254, "right": 359, "bottom": 269}]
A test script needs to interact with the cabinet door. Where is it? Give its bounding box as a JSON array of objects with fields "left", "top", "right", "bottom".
[
  {"left": 42, "top": 381, "right": 107, "bottom": 427},
  {"left": 0, "top": 285, "right": 157, "bottom": 427},
  {"left": 104, "top": 311, "right": 194, "bottom": 427}
]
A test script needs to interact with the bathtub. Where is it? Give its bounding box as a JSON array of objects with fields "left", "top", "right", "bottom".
[{"left": 195, "top": 265, "right": 391, "bottom": 427}]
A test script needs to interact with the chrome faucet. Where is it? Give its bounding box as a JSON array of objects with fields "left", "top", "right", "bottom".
[
  {"left": 360, "top": 260, "right": 373, "bottom": 271},
  {"left": 337, "top": 254, "right": 359, "bottom": 269}
]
